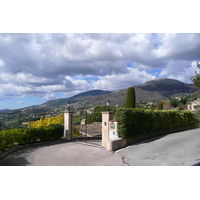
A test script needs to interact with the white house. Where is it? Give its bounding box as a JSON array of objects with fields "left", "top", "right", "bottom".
[{"left": 187, "top": 98, "right": 200, "bottom": 111}]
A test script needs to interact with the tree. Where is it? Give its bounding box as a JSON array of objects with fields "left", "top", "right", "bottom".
[
  {"left": 191, "top": 60, "right": 200, "bottom": 87},
  {"left": 157, "top": 102, "right": 163, "bottom": 110},
  {"left": 170, "top": 98, "right": 179, "bottom": 108},
  {"left": 93, "top": 105, "right": 107, "bottom": 112},
  {"left": 87, "top": 112, "right": 102, "bottom": 124},
  {"left": 126, "top": 87, "right": 136, "bottom": 108}
]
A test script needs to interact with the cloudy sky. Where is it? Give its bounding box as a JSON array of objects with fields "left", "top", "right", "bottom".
[{"left": 0, "top": 33, "right": 200, "bottom": 109}]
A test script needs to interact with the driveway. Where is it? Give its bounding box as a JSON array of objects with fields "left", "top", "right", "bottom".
[
  {"left": 116, "top": 128, "right": 200, "bottom": 166},
  {"left": 0, "top": 141, "right": 127, "bottom": 166}
]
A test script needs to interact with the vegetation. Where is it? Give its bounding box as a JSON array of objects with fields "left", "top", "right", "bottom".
[
  {"left": 193, "top": 109, "right": 200, "bottom": 123},
  {"left": 86, "top": 105, "right": 109, "bottom": 124},
  {"left": 191, "top": 60, "right": 200, "bottom": 88},
  {"left": 169, "top": 96, "right": 194, "bottom": 108},
  {"left": 126, "top": 87, "right": 136, "bottom": 108},
  {"left": 0, "top": 124, "right": 64, "bottom": 152},
  {"left": 115, "top": 108, "right": 198, "bottom": 138},
  {"left": 157, "top": 102, "right": 163, "bottom": 110},
  {"left": 27, "top": 113, "right": 64, "bottom": 128}
]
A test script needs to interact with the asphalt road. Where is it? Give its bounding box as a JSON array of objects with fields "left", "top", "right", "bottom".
[
  {"left": 0, "top": 142, "right": 127, "bottom": 166},
  {"left": 116, "top": 128, "right": 200, "bottom": 166}
]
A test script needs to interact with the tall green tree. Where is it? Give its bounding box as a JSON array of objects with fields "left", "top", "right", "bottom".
[
  {"left": 126, "top": 87, "right": 136, "bottom": 108},
  {"left": 157, "top": 102, "right": 163, "bottom": 110},
  {"left": 191, "top": 60, "right": 200, "bottom": 87}
]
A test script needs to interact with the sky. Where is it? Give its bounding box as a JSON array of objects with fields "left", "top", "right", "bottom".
[
  {"left": 0, "top": 1, "right": 200, "bottom": 110},
  {"left": 0, "top": 33, "right": 200, "bottom": 110}
]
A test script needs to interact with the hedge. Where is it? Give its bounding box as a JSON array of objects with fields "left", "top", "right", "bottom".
[
  {"left": 115, "top": 108, "right": 198, "bottom": 138},
  {"left": 0, "top": 124, "right": 64, "bottom": 152}
]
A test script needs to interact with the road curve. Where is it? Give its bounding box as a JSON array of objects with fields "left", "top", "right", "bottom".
[{"left": 116, "top": 128, "right": 200, "bottom": 166}]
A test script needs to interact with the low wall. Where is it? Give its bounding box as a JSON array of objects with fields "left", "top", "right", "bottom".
[{"left": 106, "top": 125, "right": 198, "bottom": 152}]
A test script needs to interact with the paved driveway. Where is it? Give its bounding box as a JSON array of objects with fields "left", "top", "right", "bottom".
[
  {"left": 116, "top": 128, "right": 200, "bottom": 166},
  {"left": 0, "top": 142, "right": 127, "bottom": 166}
]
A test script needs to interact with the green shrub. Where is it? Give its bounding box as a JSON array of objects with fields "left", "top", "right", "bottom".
[
  {"left": 0, "top": 124, "right": 64, "bottom": 152},
  {"left": 87, "top": 112, "right": 102, "bottom": 124},
  {"left": 157, "top": 102, "right": 163, "bottom": 110},
  {"left": 193, "top": 109, "right": 200, "bottom": 123},
  {"left": 115, "top": 108, "right": 198, "bottom": 138},
  {"left": 73, "top": 126, "right": 81, "bottom": 137}
]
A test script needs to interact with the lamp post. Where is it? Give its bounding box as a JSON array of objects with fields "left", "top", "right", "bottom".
[{"left": 107, "top": 100, "right": 110, "bottom": 111}]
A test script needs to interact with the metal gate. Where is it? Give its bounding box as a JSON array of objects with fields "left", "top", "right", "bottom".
[{"left": 73, "top": 112, "right": 102, "bottom": 146}]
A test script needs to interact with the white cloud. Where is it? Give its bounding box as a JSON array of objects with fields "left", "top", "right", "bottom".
[
  {"left": 0, "top": 33, "right": 200, "bottom": 101},
  {"left": 92, "top": 67, "right": 156, "bottom": 91},
  {"left": 159, "top": 60, "right": 198, "bottom": 83},
  {"left": 151, "top": 33, "right": 200, "bottom": 60},
  {"left": 0, "top": 59, "right": 5, "bottom": 67},
  {"left": 0, "top": 74, "right": 92, "bottom": 100},
  {"left": 17, "top": 101, "right": 24, "bottom": 104}
]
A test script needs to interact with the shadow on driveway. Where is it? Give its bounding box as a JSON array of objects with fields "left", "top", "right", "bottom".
[
  {"left": 0, "top": 142, "right": 65, "bottom": 166},
  {"left": 0, "top": 141, "right": 127, "bottom": 166}
]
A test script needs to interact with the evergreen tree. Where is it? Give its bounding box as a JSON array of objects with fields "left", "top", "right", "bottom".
[
  {"left": 126, "top": 87, "right": 136, "bottom": 108},
  {"left": 157, "top": 102, "right": 163, "bottom": 110},
  {"left": 191, "top": 59, "right": 200, "bottom": 87}
]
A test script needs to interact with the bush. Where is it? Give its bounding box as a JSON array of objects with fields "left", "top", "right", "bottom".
[
  {"left": 115, "top": 108, "right": 198, "bottom": 138},
  {"left": 193, "top": 109, "right": 200, "bottom": 123},
  {"left": 73, "top": 126, "right": 81, "bottom": 137},
  {"left": 87, "top": 112, "right": 102, "bottom": 124},
  {"left": 0, "top": 124, "right": 64, "bottom": 152}
]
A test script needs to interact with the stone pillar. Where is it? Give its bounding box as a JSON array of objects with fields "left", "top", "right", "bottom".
[
  {"left": 64, "top": 111, "right": 73, "bottom": 141},
  {"left": 101, "top": 111, "right": 113, "bottom": 148}
]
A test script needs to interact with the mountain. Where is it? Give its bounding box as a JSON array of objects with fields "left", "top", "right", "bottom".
[
  {"left": 136, "top": 78, "right": 196, "bottom": 96},
  {"left": 42, "top": 90, "right": 112, "bottom": 107},
  {"left": 2, "top": 78, "right": 199, "bottom": 115},
  {"left": 0, "top": 109, "right": 11, "bottom": 112},
  {"left": 41, "top": 78, "right": 199, "bottom": 110}
]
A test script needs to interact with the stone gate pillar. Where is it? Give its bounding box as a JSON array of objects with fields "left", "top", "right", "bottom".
[
  {"left": 101, "top": 111, "right": 113, "bottom": 147},
  {"left": 64, "top": 111, "right": 73, "bottom": 141}
]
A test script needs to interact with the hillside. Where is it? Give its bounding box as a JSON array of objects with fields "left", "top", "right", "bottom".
[
  {"left": 40, "top": 78, "right": 199, "bottom": 111},
  {"left": 42, "top": 90, "right": 112, "bottom": 107},
  {"left": 1, "top": 78, "right": 199, "bottom": 116},
  {"left": 136, "top": 78, "right": 197, "bottom": 96},
  {"left": 0, "top": 109, "right": 11, "bottom": 112}
]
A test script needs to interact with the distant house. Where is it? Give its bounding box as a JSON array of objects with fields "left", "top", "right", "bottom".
[
  {"left": 86, "top": 110, "right": 92, "bottom": 114},
  {"left": 187, "top": 98, "right": 200, "bottom": 111},
  {"left": 175, "top": 97, "right": 182, "bottom": 101},
  {"left": 181, "top": 105, "right": 188, "bottom": 110}
]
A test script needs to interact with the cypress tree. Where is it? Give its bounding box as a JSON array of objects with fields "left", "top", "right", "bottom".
[
  {"left": 157, "top": 102, "right": 163, "bottom": 110},
  {"left": 126, "top": 87, "right": 136, "bottom": 108}
]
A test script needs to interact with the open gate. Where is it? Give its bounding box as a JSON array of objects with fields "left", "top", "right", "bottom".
[{"left": 73, "top": 112, "right": 102, "bottom": 146}]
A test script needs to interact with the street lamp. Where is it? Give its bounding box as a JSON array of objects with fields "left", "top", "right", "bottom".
[
  {"left": 107, "top": 100, "right": 110, "bottom": 111},
  {"left": 67, "top": 101, "right": 70, "bottom": 111}
]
